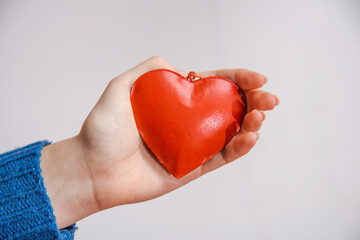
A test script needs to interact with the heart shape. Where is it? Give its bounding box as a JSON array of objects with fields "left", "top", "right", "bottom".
[{"left": 130, "top": 69, "right": 246, "bottom": 179}]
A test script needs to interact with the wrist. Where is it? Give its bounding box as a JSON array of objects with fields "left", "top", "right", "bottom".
[{"left": 40, "top": 136, "right": 100, "bottom": 229}]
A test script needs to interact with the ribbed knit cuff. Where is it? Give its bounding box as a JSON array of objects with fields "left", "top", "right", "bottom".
[{"left": 0, "top": 141, "right": 77, "bottom": 240}]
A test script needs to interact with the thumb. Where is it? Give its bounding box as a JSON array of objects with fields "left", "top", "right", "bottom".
[{"left": 91, "top": 56, "right": 183, "bottom": 113}]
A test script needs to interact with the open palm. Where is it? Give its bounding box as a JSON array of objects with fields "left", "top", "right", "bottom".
[{"left": 78, "top": 57, "right": 278, "bottom": 211}]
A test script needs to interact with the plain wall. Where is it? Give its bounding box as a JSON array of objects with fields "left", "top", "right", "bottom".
[{"left": 1, "top": 0, "right": 360, "bottom": 239}]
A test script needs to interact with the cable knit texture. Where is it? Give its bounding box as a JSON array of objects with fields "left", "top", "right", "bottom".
[{"left": 0, "top": 141, "right": 77, "bottom": 239}]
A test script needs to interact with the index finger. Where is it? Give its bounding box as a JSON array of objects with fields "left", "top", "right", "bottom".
[{"left": 198, "top": 68, "right": 267, "bottom": 91}]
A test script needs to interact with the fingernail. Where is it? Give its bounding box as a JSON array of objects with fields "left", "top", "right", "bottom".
[
  {"left": 274, "top": 95, "right": 280, "bottom": 106},
  {"left": 256, "top": 74, "right": 267, "bottom": 85},
  {"left": 264, "top": 76, "right": 268, "bottom": 84},
  {"left": 255, "top": 132, "right": 260, "bottom": 140},
  {"left": 260, "top": 111, "right": 266, "bottom": 120},
  {"left": 258, "top": 74, "right": 267, "bottom": 85}
]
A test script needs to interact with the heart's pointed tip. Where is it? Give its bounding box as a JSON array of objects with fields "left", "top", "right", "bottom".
[
  {"left": 174, "top": 175, "right": 183, "bottom": 180},
  {"left": 168, "top": 171, "right": 185, "bottom": 180}
]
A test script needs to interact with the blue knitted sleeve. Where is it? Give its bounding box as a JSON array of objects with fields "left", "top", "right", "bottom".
[{"left": 0, "top": 141, "right": 77, "bottom": 240}]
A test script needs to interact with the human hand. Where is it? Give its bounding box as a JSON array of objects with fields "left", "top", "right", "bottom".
[{"left": 40, "top": 57, "right": 279, "bottom": 229}]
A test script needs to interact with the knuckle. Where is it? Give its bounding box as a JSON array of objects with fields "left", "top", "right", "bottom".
[
  {"left": 108, "top": 74, "right": 129, "bottom": 89},
  {"left": 148, "top": 56, "right": 169, "bottom": 67},
  {"left": 110, "top": 74, "right": 124, "bottom": 85}
]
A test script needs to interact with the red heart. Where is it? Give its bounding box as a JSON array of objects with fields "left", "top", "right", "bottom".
[{"left": 130, "top": 69, "right": 246, "bottom": 179}]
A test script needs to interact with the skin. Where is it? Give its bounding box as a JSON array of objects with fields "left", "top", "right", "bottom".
[{"left": 40, "top": 56, "right": 279, "bottom": 229}]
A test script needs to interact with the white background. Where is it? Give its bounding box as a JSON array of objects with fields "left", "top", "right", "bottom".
[{"left": 1, "top": 0, "right": 360, "bottom": 239}]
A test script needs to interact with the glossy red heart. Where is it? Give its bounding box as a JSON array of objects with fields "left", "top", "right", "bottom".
[{"left": 130, "top": 69, "right": 246, "bottom": 179}]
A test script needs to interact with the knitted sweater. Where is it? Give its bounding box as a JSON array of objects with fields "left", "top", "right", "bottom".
[{"left": 0, "top": 141, "right": 77, "bottom": 239}]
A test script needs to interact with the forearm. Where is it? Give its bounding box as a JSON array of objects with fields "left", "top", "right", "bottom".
[{"left": 40, "top": 136, "right": 99, "bottom": 229}]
